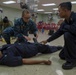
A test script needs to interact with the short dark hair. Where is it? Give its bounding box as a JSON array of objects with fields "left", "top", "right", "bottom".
[
  {"left": 59, "top": 2, "right": 72, "bottom": 11},
  {"left": 22, "top": 9, "right": 30, "bottom": 17},
  {"left": 5, "top": 16, "right": 8, "bottom": 18}
]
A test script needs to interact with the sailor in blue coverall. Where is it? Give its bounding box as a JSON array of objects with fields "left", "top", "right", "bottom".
[
  {"left": 41, "top": 2, "right": 76, "bottom": 70},
  {"left": 2, "top": 9, "right": 38, "bottom": 44},
  {"left": 0, "top": 42, "right": 62, "bottom": 67}
]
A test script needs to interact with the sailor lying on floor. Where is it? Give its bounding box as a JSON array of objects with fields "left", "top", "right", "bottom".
[{"left": 0, "top": 40, "right": 62, "bottom": 67}]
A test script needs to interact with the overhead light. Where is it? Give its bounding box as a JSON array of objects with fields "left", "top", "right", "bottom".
[
  {"left": 37, "top": 9, "right": 44, "bottom": 11},
  {"left": 3, "top": 1, "right": 16, "bottom": 4},
  {"left": 44, "top": 12, "right": 52, "bottom": 14},
  {"left": 42, "top": 3, "right": 56, "bottom": 6},
  {"left": 71, "top": 1, "right": 76, "bottom": 4},
  {"left": 53, "top": 8, "right": 58, "bottom": 10}
]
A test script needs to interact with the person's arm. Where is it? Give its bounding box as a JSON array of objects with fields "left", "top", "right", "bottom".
[
  {"left": 64, "top": 22, "right": 76, "bottom": 36},
  {"left": 3, "top": 53, "right": 51, "bottom": 66},
  {"left": 41, "top": 23, "right": 65, "bottom": 44},
  {"left": 30, "top": 21, "right": 38, "bottom": 38},
  {"left": 47, "top": 28, "right": 64, "bottom": 42},
  {"left": 22, "top": 59, "right": 51, "bottom": 65},
  {"left": 63, "top": 13, "right": 76, "bottom": 36}
]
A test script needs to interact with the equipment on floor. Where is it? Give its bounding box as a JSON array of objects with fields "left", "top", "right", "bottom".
[{"left": 33, "top": 38, "right": 38, "bottom": 44}]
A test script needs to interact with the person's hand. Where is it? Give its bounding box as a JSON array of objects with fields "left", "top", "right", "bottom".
[
  {"left": 23, "top": 36, "right": 31, "bottom": 41},
  {"left": 40, "top": 40, "right": 47, "bottom": 44},
  {"left": 44, "top": 60, "right": 51, "bottom": 65}
]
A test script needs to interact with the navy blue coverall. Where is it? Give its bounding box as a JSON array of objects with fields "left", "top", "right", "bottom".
[
  {"left": 0, "top": 43, "right": 60, "bottom": 67},
  {"left": 47, "top": 12, "right": 76, "bottom": 63},
  {"left": 2, "top": 18, "right": 38, "bottom": 44}
]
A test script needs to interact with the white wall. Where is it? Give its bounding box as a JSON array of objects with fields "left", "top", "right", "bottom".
[
  {"left": 0, "top": 6, "right": 60, "bottom": 24},
  {"left": 53, "top": 14, "right": 60, "bottom": 24},
  {"left": 42, "top": 14, "right": 48, "bottom": 23},
  {"left": 0, "top": 6, "right": 22, "bottom": 25},
  {"left": 37, "top": 14, "right": 60, "bottom": 24},
  {"left": 36, "top": 14, "right": 43, "bottom": 23}
]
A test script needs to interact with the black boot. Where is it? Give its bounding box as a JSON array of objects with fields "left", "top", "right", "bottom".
[{"left": 62, "top": 61, "right": 76, "bottom": 70}]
